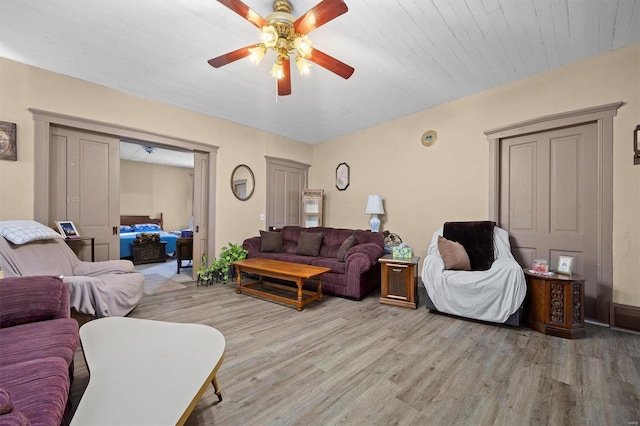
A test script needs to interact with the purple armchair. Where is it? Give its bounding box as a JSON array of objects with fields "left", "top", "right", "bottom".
[
  {"left": 243, "top": 226, "right": 384, "bottom": 300},
  {"left": 0, "top": 275, "right": 79, "bottom": 425}
]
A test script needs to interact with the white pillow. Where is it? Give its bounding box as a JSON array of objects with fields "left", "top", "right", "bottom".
[{"left": 0, "top": 220, "right": 64, "bottom": 245}]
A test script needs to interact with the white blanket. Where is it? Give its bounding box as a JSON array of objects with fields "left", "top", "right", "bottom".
[{"left": 421, "top": 226, "right": 526, "bottom": 323}]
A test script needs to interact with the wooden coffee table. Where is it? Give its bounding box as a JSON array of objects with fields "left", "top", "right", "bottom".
[
  {"left": 71, "top": 317, "right": 225, "bottom": 425},
  {"left": 231, "top": 258, "right": 331, "bottom": 311}
]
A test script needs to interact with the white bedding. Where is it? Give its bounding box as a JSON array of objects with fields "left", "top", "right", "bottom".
[{"left": 421, "top": 226, "right": 526, "bottom": 323}]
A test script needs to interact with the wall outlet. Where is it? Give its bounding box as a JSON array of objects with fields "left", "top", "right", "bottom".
[{"left": 260, "top": 214, "right": 265, "bottom": 221}]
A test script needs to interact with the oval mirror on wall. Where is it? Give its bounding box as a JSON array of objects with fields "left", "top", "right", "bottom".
[{"left": 231, "top": 164, "right": 255, "bottom": 201}]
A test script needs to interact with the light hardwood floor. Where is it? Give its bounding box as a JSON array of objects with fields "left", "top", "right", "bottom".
[{"left": 70, "top": 281, "right": 640, "bottom": 425}]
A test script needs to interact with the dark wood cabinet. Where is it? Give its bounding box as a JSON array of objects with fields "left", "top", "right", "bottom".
[
  {"left": 132, "top": 241, "right": 167, "bottom": 265},
  {"left": 524, "top": 269, "right": 586, "bottom": 339},
  {"left": 379, "top": 255, "right": 419, "bottom": 309}
]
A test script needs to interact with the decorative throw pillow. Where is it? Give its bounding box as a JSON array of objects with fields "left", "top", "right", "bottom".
[
  {"left": 0, "top": 388, "right": 13, "bottom": 415},
  {"left": 443, "top": 221, "right": 495, "bottom": 271},
  {"left": 296, "top": 232, "right": 323, "bottom": 257},
  {"left": 337, "top": 235, "right": 358, "bottom": 262},
  {"left": 0, "top": 220, "right": 65, "bottom": 245},
  {"left": 260, "top": 230, "right": 283, "bottom": 253},
  {"left": 437, "top": 236, "right": 471, "bottom": 271}
]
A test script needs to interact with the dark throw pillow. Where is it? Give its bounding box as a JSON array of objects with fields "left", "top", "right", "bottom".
[
  {"left": 260, "top": 230, "right": 283, "bottom": 253},
  {"left": 296, "top": 232, "right": 323, "bottom": 257},
  {"left": 437, "top": 236, "right": 471, "bottom": 271},
  {"left": 443, "top": 221, "right": 495, "bottom": 271},
  {"left": 337, "top": 235, "right": 358, "bottom": 262}
]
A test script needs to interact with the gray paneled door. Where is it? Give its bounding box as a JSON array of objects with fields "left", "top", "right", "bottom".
[
  {"left": 499, "top": 123, "right": 599, "bottom": 319},
  {"left": 266, "top": 157, "right": 308, "bottom": 230},
  {"left": 50, "top": 126, "right": 120, "bottom": 261}
]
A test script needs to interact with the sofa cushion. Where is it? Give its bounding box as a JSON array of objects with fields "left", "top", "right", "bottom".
[
  {"left": 438, "top": 236, "right": 471, "bottom": 271},
  {"left": 0, "top": 410, "right": 30, "bottom": 425},
  {"left": 0, "top": 358, "right": 69, "bottom": 426},
  {"left": 443, "top": 221, "right": 495, "bottom": 271},
  {"left": 310, "top": 257, "right": 346, "bottom": 274},
  {"left": 337, "top": 235, "right": 358, "bottom": 262},
  {"left": 296, "top": 232, "right": 323, "bottom": 257},
  {"left": 0, "top": 319, "right": 78, "bottom": 367},
  {"left": 0, "top": 388, "right": 13, "bottom": 415},
  {"left": 259, "top": 230, "right": 283, "bottom": 253},
  {"left": 0, "top": 276, "right": 64, "bottom": 328}
]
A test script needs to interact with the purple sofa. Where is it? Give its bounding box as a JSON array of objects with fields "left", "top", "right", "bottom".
[
  {"left": 0, "top": 276, "right": 79, "bottom": 425},
  {"left": 243, "top": 226, "right": 384, "bottom": 300}
]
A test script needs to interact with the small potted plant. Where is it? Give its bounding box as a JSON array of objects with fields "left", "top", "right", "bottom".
[{"left": 218, "top": 242, "right": 248, "bottom": 282}]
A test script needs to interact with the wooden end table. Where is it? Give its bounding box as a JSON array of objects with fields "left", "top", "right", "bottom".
[
  {"left": 523, "top": 269, "right": 586, "bottom": 339},
  {"left": 379, "top": 254, "right": 420, "bottom": 309}
]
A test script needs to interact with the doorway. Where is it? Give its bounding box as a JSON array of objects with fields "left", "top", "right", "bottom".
[
  {"left": 485, "top": 102, "right": 621, "bottom": 324},
  {"left": 31, "top": 109, "right": 218, "bottom": 277}
]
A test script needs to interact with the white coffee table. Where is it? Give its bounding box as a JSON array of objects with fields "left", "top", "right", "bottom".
[{"left": 71, "top": 317, "right": 225, "bottom": 426}]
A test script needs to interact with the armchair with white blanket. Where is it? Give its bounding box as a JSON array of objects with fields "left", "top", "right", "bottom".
[
  {"left": 0, "top": 220, "right": 144, "bottom": 318},
  {"left": 421, "top": 222, "right": 526, "bottom": 325}
]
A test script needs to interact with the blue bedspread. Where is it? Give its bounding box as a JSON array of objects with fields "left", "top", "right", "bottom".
[{"left": 119, "top": 231, "right": 178, "bottom": 258}]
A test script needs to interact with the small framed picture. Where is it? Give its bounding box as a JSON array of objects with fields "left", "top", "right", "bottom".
[
  {"left": 0, "top": 121, "right": 17, "bottom": 161},
  {"left": 56, "top": 221, "right": 80, "bottom": 238},
  {"left": 556, "top": 255, "right": 574, "bottom": 275},
  {"left": 335, "top": 162, "right": 350, "bottom": 191}
]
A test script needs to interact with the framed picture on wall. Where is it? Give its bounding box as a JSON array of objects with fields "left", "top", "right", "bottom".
[
  {"left": 336, "top": 162, "right": 350, "bottom": 191},
  {"left": 56, "top": 221, "right": 80, "bottom": 238},
  {"left": 0, "top": 121, "right": 17, "bottom": 161},
  {"left": 556, "top": 255, "right": 574, "bottom": 275}
]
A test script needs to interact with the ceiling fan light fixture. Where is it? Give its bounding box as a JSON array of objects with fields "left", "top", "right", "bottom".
[
  {"left": 294, "top": 36, "right": 312, "bottom": 57},
  {"left": 270, "top": 59, "right": 284, "bottom": 79},
  {"left": 248, "top": 45, "right": 266, "bottom": 64},
  {"left": 260, "top": 25, "right": 278, "bottom": 48},
  {"left": 295, "top": 55, "right": 311, "bottom": 75}
]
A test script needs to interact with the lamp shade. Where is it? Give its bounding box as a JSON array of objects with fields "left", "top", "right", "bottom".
[{"left": 365, "top": 195, "right": 385, "bottom": 215}]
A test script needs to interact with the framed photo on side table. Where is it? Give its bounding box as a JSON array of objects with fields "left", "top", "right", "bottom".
[
  {"left": 56, "top": 221, "right": 80, "bottom": 238},
  {"left": 556, "top": 255, "right": 574, "bottom": 275}
]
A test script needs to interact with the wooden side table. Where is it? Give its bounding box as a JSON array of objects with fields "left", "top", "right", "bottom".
[
  {"left": 523, "top": 269, "right": 586, "bottom": 339},
  {"left": 379, "top": 254, "right": 419, "bottom": 309}
]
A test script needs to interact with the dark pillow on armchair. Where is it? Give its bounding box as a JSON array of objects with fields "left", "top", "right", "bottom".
[
  {"left": 337, "top": 235, "right": 358, "bottom": 262},
  {"left": 443, "top": 221, "right": 495, "bottom": 271},
  {"left": 296, "top": 232, "right": 323, "bottom": 256},
  {"left": 260, "top": 230, "right": 283, "bottom": 253}
]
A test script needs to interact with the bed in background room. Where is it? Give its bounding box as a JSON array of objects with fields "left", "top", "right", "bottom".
[{"left": 119, "top": 214, "right": 178, "bottom": 260}]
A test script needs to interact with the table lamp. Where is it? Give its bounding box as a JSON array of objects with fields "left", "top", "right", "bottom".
[{"left": 365, "top": 195, "right": 385, "bottom": 232}]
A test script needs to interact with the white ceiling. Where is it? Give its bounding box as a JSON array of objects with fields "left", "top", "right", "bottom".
[
  {"left": 120, "top": 141, "right": 194, "bottom": 168},
  {"left": 0, "top": 0, "right": 638, "bottom": 146}
]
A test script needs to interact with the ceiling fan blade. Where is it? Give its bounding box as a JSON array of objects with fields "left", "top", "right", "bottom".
[
  {"left": 278, "top": 57, "right": 292, "bottom": 96},
  {"left": 217, "top": 0, "right": 269, "bottom": 29},
  {"left": 307, "top": 48, "right": 354, "bottom": 79},
  {"left": 208, "top": 45, "right": 256, "bottom": 68},
  {"left": 293, "top": 0, "right": 348, "bottom": 35}
]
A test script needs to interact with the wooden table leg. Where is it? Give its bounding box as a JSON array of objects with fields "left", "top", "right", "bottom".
[
  {"left": 211, "top": 376, "right": 222, "bottom": 402},
  {"left": 296, "top": 278, "right": 304, "bottom": 311},
  {"left": 235, "top": 266, "right": 242, "bottom": 294},
  {"left": 317, "top": 278, "right": 323, "bottom": 302}
]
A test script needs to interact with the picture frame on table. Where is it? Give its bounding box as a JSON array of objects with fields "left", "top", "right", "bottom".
[
  {"left": 56, "top": 221, "right": 80, "bottom": 238},
  {"left": 556, "top": 255, "right": 574, "bottom": 275}
]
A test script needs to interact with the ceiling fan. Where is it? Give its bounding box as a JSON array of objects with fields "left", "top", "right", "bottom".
[{"left": 208, "top": 0, "right": 354, "bottom": 96}]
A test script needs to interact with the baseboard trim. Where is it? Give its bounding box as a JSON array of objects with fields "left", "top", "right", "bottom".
[{"left": 610, "top": 302, "right": 640, "bottom": 333}]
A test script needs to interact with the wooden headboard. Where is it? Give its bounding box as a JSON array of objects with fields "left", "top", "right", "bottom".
[{"left": 120, "top": 213, "right": 164, "bottom": 230}]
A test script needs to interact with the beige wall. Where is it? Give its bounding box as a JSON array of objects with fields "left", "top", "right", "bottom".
[
  {"left": 120, "top": 160, "right": 193, "bottom": 232},
  {"left": 311, "top": 43, "right": 640, "bottom": 307},
  {"left": 0, "top": 56, "right": 313, "bottom": 257},
  {"left": 1, "top": 43, "right": 638, "bottom": 307}
]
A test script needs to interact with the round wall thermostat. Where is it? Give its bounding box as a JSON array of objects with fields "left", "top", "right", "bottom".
[{"left": 421, "top": 130, "right": 437, "bottom": 147}]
